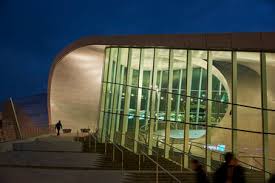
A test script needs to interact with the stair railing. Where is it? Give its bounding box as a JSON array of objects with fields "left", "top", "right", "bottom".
[
  {"left": 122, "top": 133, "right": 181, "bottom": 183},
  {"left": 153, "top": 135, "right": 273, "bottom": 176},
  {"left": 155, "top": 138, "right": 220, "bottom": 171},
  {"left": 140, "top": 150, "right": 181, "bottom": 183},
  {"left": 105, "top": 135, "right": 124, "bottom": 172},
  {"left": 90, "top": 133, "right": 97, "bottom": 152}
]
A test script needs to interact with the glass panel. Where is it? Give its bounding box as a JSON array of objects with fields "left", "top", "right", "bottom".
[
  {"left": 190, "top": 51, "right": 207, "bottom": 132},
  {"left": 172, "top": 50, "right": 187, "bottom": 124},
  {"left": 211, "top": 51, "right": 232, "bottom": 128},
  {"left": 139, "top": 49, "right": 154, "bottom": 142},
  {"left": 99, "top": 47, "right": 273, "bottom": 174},
  {"left": 99, "top": 48, "right": 110, "bottom": 138},
  {"left": 115, "top": 48, "right": 129, "bottom": 142},
  {"left": 237, "top": 52, "right": 262, "bottom": 132},
  {"left": 155, "top": 49, "right": 169, "bottom": 133},
  {"left": 269, "top": 134, "right": 275, "bottom": 172},
  {"left": 209, "top": 127, "right": 232, "bottom": 161},
  {"left": 167, "top": 50, "right": 188, "bottom": 164},
  {"left": 126, "top": 49, "right": 140, "bottom": 149},
  {"left": 189, "top": 50, "right": 207, "bottom": 163},
  {"left": 266, "top": 53, "right": 275, "bottom": 173},
  {"left": 237, "top": 131, "right": 263, "bottom": 170},
  {"left": 210, "top": 51, "right": 232, "bottom": 154},
  {"left": 104, "top": 48, "right": 118, "bottom": 138},
  {"left": 266, "top": 53, "right": 275, "bottom": 133}
]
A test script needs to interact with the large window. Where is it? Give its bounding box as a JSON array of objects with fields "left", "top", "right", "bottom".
[{"left": 99, "top": 47, "right": 275, "bottom": 175}]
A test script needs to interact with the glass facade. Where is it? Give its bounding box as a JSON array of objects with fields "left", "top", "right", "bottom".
[{"left": 99, "top": 47, "right": 275, "bottom": 175}]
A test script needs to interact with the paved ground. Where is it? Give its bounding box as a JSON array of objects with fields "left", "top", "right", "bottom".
[
  {"left": 0, "top": 167, "right": 124, "bottom": 183},
  {"left": 0, "top": 134, "right": 124, "bottom": 183}
]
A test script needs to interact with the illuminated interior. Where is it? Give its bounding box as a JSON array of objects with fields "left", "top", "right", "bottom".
[
  {"left": 48, "top": 42, "right": 275, "bottom": 174},
  {"left": 98, "top": 47, "right": 275, "bottom": 172}
]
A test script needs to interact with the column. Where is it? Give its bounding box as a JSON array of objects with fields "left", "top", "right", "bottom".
[
  {"left": 115, "top": 66, "right": 125, "bottom": 132},
  {"left": 121, "top": 48, "right": 133, "bottom": 146},
  {"left": 148, "top": 49, "right": 158, "bottom": 155},
  {"left": 101, "top": 48, "right": 113, "bottom": 142},
  {"left": 175, "top": 70, "right": 183, "bottom": 121},
  {"left": 134, "top": 49, "right": 144, "bottom": 153},
  {"left": 184, "top": 50, "right": 192, "bottom": 168},
  {"left": 108, "top": 54, "right": 118, "bottom": 136},
  {"left": 145, "top": 71, "right": 152, "bottom": 127},
  {"left": 195, "top": 68, "right": 203, "bottom": 129},
  {"left": 155, "top": 70, "right": 163, "bottom": 131},
  {"left": 260, "top": 52, "right": 269, "bottom": 181},
  {"left": 164, "top": 49, "right": 174, "bottom": 158},
  {"left": 110, "top": 48, "right": 121, "bottom": 141},
  {"left": 232, "top": 51, "right": 237, "bottom": 154},
  {"left": 206, "top": 51, "right": 213, "bottom": 171},
  {"left": 98, "top": 48, "right": 110, "bottom": 142}
]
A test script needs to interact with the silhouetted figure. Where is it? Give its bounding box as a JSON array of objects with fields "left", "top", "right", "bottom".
[
  {"left": 55, "top": 120, "right": 62, "bottom": 136},
  {"left": 269, "top": 174, "right": 275, "bottom": 183},
  {"left": 213, "top": 152, "right": 246, "bottom": 183},
  {"left": 191, "top": 159, "right": 209, "bottom": 183}
]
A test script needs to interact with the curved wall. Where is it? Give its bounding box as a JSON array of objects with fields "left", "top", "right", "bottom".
[{"left": 49, "top": 45, "right": 105, "bottom": 132}]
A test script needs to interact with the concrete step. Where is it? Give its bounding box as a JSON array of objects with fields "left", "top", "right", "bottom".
[
  {"left": 0, "top": 151, "right": 102, "bottom": 169},
  {"left": 0, "top": 167, "right": 125, "bottom": 183},
  {"left": 13, "top": 136, "right": 82, "bottom": 152}
]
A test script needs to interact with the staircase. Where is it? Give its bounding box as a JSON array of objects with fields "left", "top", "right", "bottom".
[{"left": 81, "top": 135, "right": 266, "bottom": 183}]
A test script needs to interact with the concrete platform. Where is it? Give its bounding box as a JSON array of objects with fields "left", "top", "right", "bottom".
[
  {"left": 0, "top": 151, "right": 102, "bottom": 168},
  {"left": 13, "top": 134, "right": 82, "bottom": 152},
  {"left": 0, "top": 167, "right": 125, "bottom": 183}
]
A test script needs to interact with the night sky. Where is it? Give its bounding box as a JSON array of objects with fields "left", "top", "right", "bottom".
[{"left": 0, "top": 0, "right": 275, "bottom": 102}]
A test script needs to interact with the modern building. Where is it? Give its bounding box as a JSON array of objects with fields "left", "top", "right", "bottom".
[{"left": 48, "top": 33, "right": 275, "bottom": 176}]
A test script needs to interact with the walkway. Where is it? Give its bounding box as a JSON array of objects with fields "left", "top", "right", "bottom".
[{"left": 0, "top": 134, "right": 124, "bottom": 183}]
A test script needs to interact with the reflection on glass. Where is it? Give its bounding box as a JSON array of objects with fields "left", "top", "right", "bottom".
[{"left": 99, "top": 47, "right": 275, "bottom": 174}]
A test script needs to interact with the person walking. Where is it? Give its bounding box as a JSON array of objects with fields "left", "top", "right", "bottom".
[
  {"left": 213, "top": 152, "right": 246, "bottom": 183},
  {"left": 191, "top": 159, "right": 210, "bottom": 183},
  {"left": 55, "top": 120, "right": 62, "bottom": 136}
]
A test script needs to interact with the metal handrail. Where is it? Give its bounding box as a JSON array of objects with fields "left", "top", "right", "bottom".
[
  {"left": 90, "top": 133, "right": 97, "bottom": 152},
  {"left": 154, "top": 134, "right": 265, "bottom": 161},
  {"left": 103, "top": 110, "right": 275, "bottom": 136},
  {"left": 121, "top": 133, "right": 181, "bottom": 183},
  {"left": 140, "top": 150, "right": 181, "bottom": 183},
  {"left": 0, "top": 127, "right": 53, "bottom": 143},
  {"left": 102, "top": 80, "right": 275, "bottom": 112},
  {"left": 155, "top": 137, "right": 219, "bottom": 170},
  {"left": 116, "top": 131, "right": 273, "bottom": 178},
  {"left": 153, "top": 136, "right": 274, "bottom": 175},
  {"left": 105, "top": 136, "right": 124, "bottom": 172},
  {"left": 153, "top": 134, "right": 225, "bottom": 162},
  {"left": 239, "top": 155, "right": 275, "bottom": 162}
]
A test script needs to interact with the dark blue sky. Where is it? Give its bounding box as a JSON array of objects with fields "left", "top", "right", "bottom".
[{"left": 0, "top": 0, "right": 275, "bottom": 102}]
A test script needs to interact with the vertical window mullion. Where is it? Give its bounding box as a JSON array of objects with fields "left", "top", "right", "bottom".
[
  {"left": 121, "top": 48, "right": 133, "bottom": 146},
  {"left": 134, "top": 48, "right": 144, "bottom": 153},
  {"left": 183, "top": 50, "right": 192, "bottom": 168},
  {"left": 232, "top": 51, "right": 237, "bottom": 154},
  {"left": 260, "top": 52, "right": 269, "bottom": 181},
  {"left": 164, "top": 49, "right": 173, "bottom": 158},
  {"left": 206, "top": 51, "right": 213, "bottom": 171}
]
